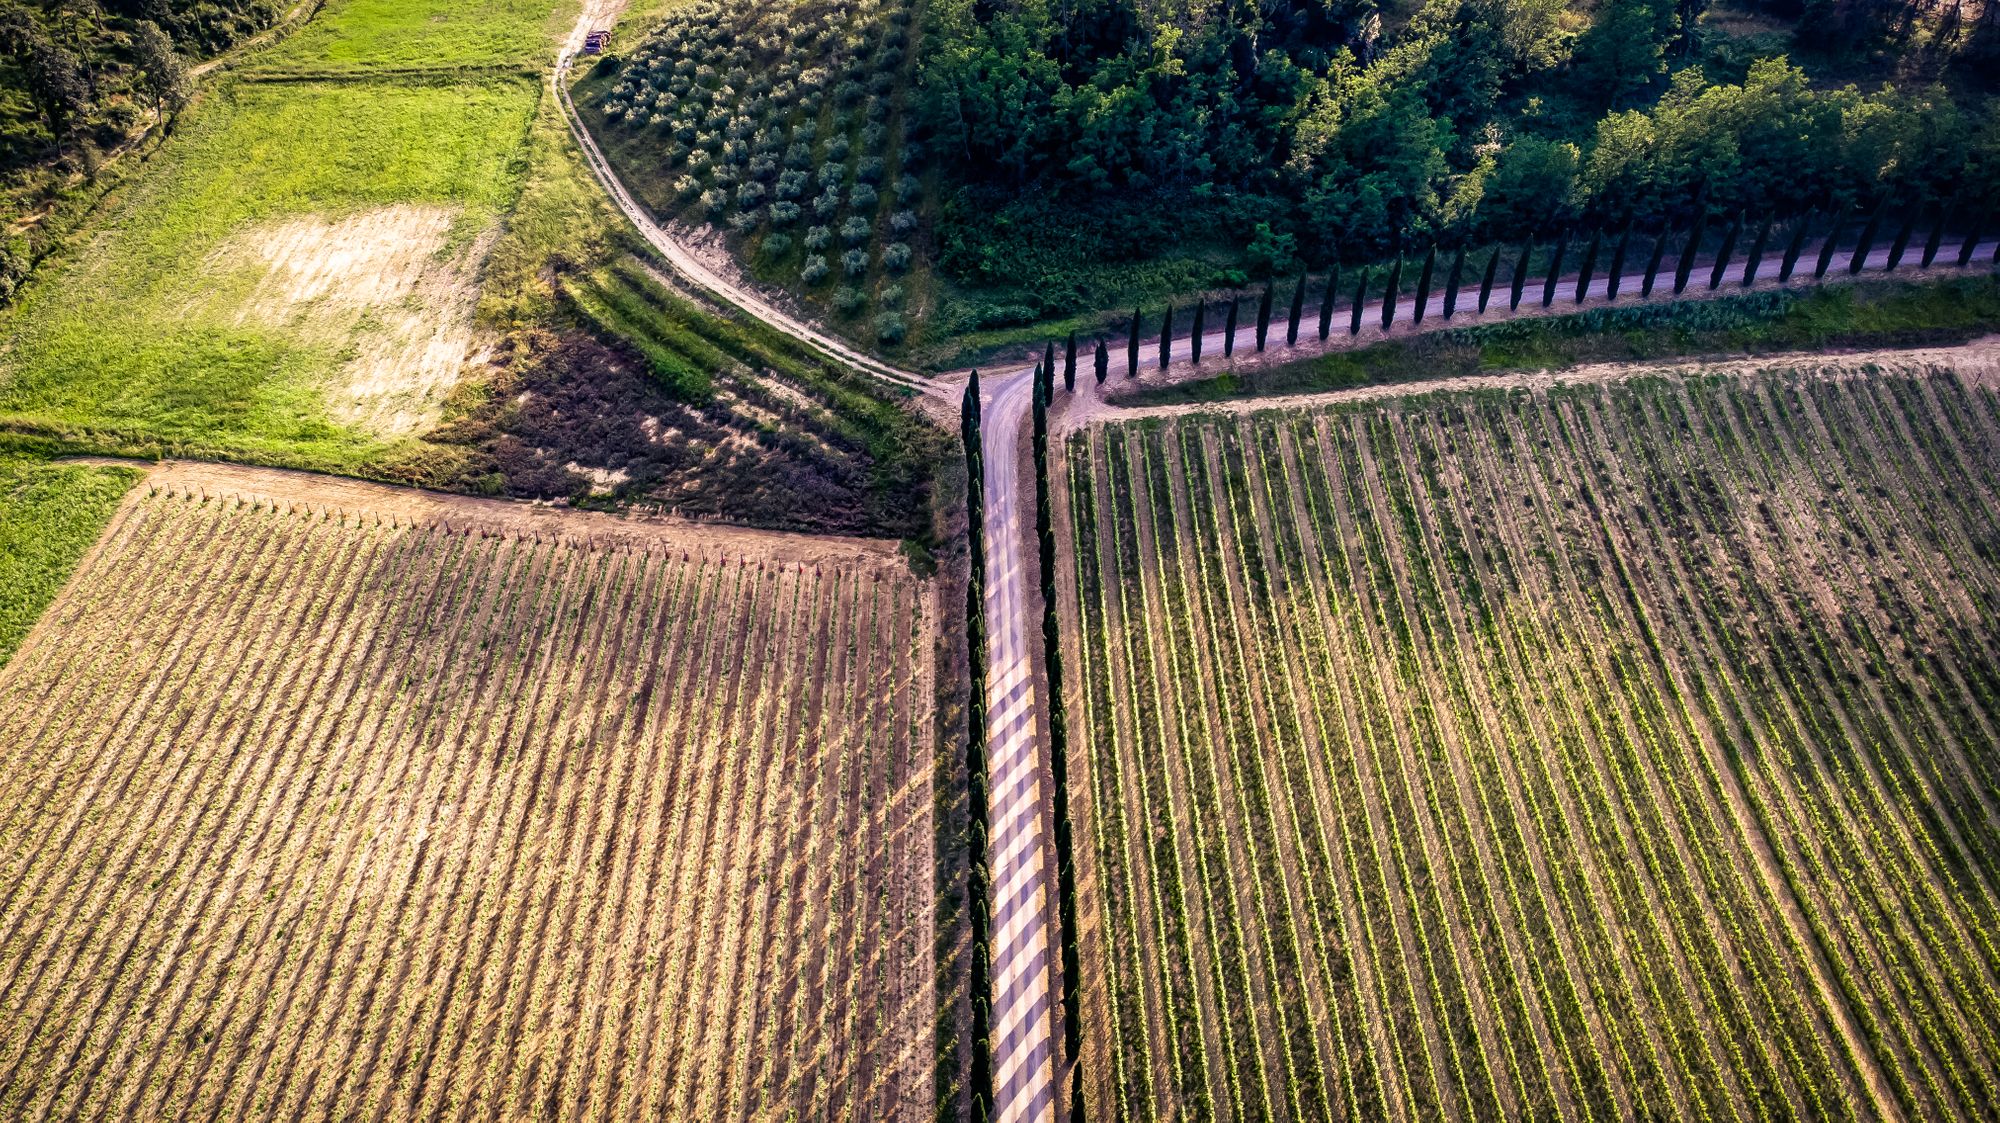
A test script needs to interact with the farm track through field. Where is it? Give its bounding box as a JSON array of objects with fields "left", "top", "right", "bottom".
[
  {"left": 0, "top": 472, "right": 938, "bottom": 1122},
  {"left": 1054, "top": 354, "right": 2000, "bottom": 1121}
]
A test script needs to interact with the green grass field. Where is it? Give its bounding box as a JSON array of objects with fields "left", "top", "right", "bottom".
[
  {"left": 245, "top": 0, "right": 575, "bottom": 74},
  {"left": 0, "top": 452, "right": 139, "bottom": 668}
]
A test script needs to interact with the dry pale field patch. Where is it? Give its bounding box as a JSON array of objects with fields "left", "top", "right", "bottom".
[
  {"left": 1060, "top": 364, "right": 2000, "bottom": 1122},
  {"left": 0, "top": 469, "right": 938, "bottom": 1121}
]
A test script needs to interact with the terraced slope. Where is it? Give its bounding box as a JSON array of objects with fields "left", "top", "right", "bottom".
[
  {"left": 1059, "top": 366, "right": 2000, "bottom": 1121},
  {"left": 0, "top": 474, "right": 938, "bottom": 1121}
]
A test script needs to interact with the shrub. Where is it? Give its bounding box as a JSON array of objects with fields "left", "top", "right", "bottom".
[
  {"left": 817, "top": 160, "right": 847, "bottom": 187},
  {"left": 889, "top": 209, "right": 918, "bottom": 235},
  {"left": 700, "top": 189, "right": 729, "bottom": 217},
  {"left": 843, "top": 248, "right": 870, "bottom": 276},
  {"left": 674, "top": 175, "right": 702, "bottom": 200},
  {"left": 883, "top": 241, "right": 913, "bottom": 272},
  {"left": 850, "top": 183, "right": 880, "bottom": 210},
  {"left": 814, "top": 190, "right": 842, "bottom": 219},
  {"left": 727, "top": 209, "right": 760, "bottom": 233},
  {"left": 841, "top": 216, "right": 873, "bottom": 245},
  {"left": 893, "top": 175, "right": 921, "bottom": 205},
  {"left": 856, "top": 155, "right": 886, "bottom": 184},
  {"left": 801, "top": 254, "right": 830, "bottom": 283},
  {"left": 760, "top": 232, "right": 793, "bottom": 259},
  {"left": 874, "top": 311, "right": 907, "bottom": 342},
  {"left": 834, "top": 285, "right": 867, "bottom": 313},
  {"left": 775, "top": 169, "right": 809, "bottom": 199},
  {"left": 748, "top": 154, "right": 779, "bottom": 181},
  {"left": 835, "top": 79, "right": 865, "bottom": 105},
  {"left": 825, "top": 134, "right": 852, "bottom": 161},
  {"left": 769, "top": 201, "right": 802, "bottom": 225},
  {"left": 804, "top": 224, "right": 833, "bottom": 250},
  {"left": 736, "top": 181, "right": 767, "bottom": 208},
  {"left": 784, "top": 141, "right": 813, "bottom": 169},
  {"left": 880, "top": 282, "right": 906, "bottom": 308}
]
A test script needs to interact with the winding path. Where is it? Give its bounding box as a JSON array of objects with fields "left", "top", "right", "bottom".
[{"left": 550, "top": 9, "right": 1998, "bottom": 1123}]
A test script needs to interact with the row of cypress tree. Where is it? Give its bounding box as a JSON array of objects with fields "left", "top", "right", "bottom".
[
  {"left": 959, "top": 374, "right": 996, "bottom": 1123},
  {"left": 1072, "top": 204, "right": 1997, "bottom": 382}
]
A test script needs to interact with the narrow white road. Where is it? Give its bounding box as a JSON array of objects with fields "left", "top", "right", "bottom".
[{"left": 977, "top": 367, "right": 1057, "bottom": 1123}]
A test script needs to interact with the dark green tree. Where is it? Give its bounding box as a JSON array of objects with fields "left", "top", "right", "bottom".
[
  {"left": 1541, "top": 234, "right": 1566, "bottom": 308},
  {"left": 1956, "top": 210, "right": 1986, "bottom": 269},
  {"left": 1126, "top": 310, "right": 1140, "bottom": 378},
  {"left": 1381, "top": 256, "right": 1403, "bottom": 329},
  {"left": 17, "top": 27, "right": 89, "bottom": 141},
  {"left": 1779, "top": 213, "right": 1811, "bottom": 283},
  {"left": 1642, "top": 224, "right": 1671, "bottom": 297},
  {"left": 1478, "top": 248, "right": 1501, "bottom": 313},
  {"left": 1815, "top": 202, "right": 1854, "bottom": 279},
  {"left": 1575, "top": 228, "right": 1601, "bottom": 305},
  {"left": 1921, "top": 205, "right": 1951, "bottom": 269},
  {"left": 1742, "top": 213, "right": 1773, "bottom": 287},
  {"left": 131, "top": 19, "right": 191, "bottom": 125},
  {"left": 1159, "top": 304, "right": 1173, "bottom": 368},
  {"left": 1674, "top": 205, "right": 1709, "bottom": 294},
  {"left": 1350, "top": 267, "right": 1369, "bottom": 336},
  {"left": 1708, "top": 210, "right": 1743, "bottom": 290},
  {"left": 1318, "top": 264, "right": 1340, "bottom": 340},
  {"left": 1286, "top": 275, "right": 1306, "bottom": 345},
  {"left": 1885, "top": 206, "right": 1920, "bottom": 272},
  {"left": 1443, "top": 246, "right": 1466, "bottom": 320},
  {"left": 1063, "top": 331, "right": 1077, "bottom": 391},
  {"left": 1509, "top": 238, "right": 1533, "bottom": 311},
  {"left": 1190, "top": 301, "right": 1206, "bottom": 365},
  {"left": 1094, "top": 340, "right": 1108, "bottom": 384},
  {"left": 1413, "top": 245, "right": 1435, "bottom": 325},
  {"left": 1848, "top": 196, "right": 1889, "bottom": 275},
  {"left": 1255, "top": 284, "right": 1273, "bottom": 351},
  {"left": 1607, "top": 223, "right": 1633, "bottom": 301},
  {"left": 1223, "top": 300, "right": 1238, "bottom": 357}
]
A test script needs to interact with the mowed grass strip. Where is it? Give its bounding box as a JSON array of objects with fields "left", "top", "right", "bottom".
[
  {"left": 244, "top": 0, "right": 577, "bottom": 75},
  {"left": 0, "top": 485, "right": 938, "bottom": 1122},
  {"left": 1059, "top": 367, "right": 2000, "bottom": 1122}
]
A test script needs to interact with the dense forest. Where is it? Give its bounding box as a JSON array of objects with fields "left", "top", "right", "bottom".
[{"left": 917, "top": 0, "right": 2000, "bottom": 307}]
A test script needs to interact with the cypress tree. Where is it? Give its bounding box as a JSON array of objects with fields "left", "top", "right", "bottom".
[
  {"left": 1674, "top": 205, "right": 1709, "bottom": 295},
  {"left": 1063, "top": 332, "right": 1077, "bottom": 391},
  {"left": 1541, "top": 233, "right": 1565, "bottom": 308},
  {"left": 1575, "top": 228, "right": 1601, "bottom": 305},
  {"left": 1318, "top": 263, "right": 1340, "bottom": 340},
  {"left": 1126, "top": 310, "right": 1140, "bottom": 377},
  {"left": 1042, "top": 342, "right": 1056, "bottom": 398},
  {"left": 1509, "top": 238, "right": 1533, "bottom": 311},
  {"left": 1641, "top": 225, "right": 1671, "bottom": 298},
  {"left": 1094, "top": 340, "right": 1108, "bottom": 384},
  {"left": 1287, "top": 274, "right": 1306, "bottom": 345},
  {"left": 1956, "top": 208, "right": 1986, "bottom": 268},
  {"left": 1255, "top": 284, "right": 1274, "bottom": 351},
  {"left": 1708, "top": 210, "right": 1743, "bottom": 290},
  {"left": 1921, "top": 204, "right": 1951, "bottom": 269},
  {"left": 1885, "top": 205, "right": 1920, "bottom": 272},
  {"left": 1742, "top": 213, "right": 1773, "bottom": 287},
  {"left": 1478, "top": 247, "right": 1501, "bottom": 313},
  {"left": 1606, "top": 222, "right": 1633, "bottom": 301},
  {"left": 1159, "top": 304, "right": 1173, "bottom": 368},
  {"left": 1815, "top": 202, "right": 1853, "bottom": 279},
  {"left": 1350, "top": 267, "right": 1369, "bottom": 335},
  {"left": 1443, "top": 245, "right": 1466, "bottom": 320},
  {"left": 1223, "top": 299, "right": 1239, "bottom": 356},
  {"left": 1071, "top": 1065, "right": 1086, "bottom": 1123},
  {"left": 1779, "top": 212, "right": 1813, "bottom": 283},
  {"left": 1849, "top": 195, "right": 1890, "bottom": 274},
  {"left": 1413, "top": 244, "right": 1436, "bottom": 325},
  {"left": 1381, "top": 256, "right": 1403, "bottom": 329},
  {"left": 1190, "top": 301, "right": 1206, "bottom": 365}
]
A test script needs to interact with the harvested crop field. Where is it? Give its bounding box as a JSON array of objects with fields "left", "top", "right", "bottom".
[
  {"left": 0, "top": 469, "right": 939, "bottom": 1121},
  {"left": 1059, "top": 365, "right": 2000, "bottom": 1121}
]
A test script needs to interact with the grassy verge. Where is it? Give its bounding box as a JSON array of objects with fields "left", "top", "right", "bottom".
[
  {"left": 0, "top": 449, "right": 140, "bottom": 669},
  {"left": 1122, "top": 275, "right": 2000, "bottom": 405}
]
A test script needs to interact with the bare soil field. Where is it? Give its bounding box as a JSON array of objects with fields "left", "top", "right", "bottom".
[
  {"left": 0, "top": 469, "right": 939, "bottom": 1121},
  {"left": 1058, "top": 362, "right": 2000, "bottom": 1121}
]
